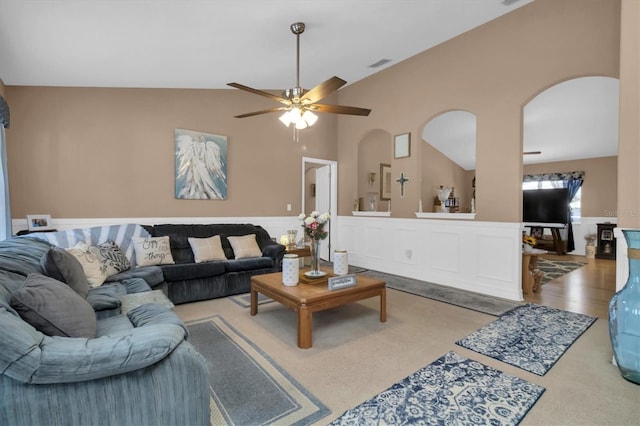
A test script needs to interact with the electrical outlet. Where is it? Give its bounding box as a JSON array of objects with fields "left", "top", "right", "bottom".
[
  {"left": 405, "top": 249, "right": 412, "bottom": 259},
  {"left": 287, "top": 204, "right": 292, "bottom": 211}
]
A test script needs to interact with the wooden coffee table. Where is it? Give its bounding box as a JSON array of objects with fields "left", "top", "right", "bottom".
[{"left": 250, "top": 269, "right": 386, "bottom": 349}]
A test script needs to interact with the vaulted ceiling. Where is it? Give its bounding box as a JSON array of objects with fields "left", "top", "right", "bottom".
[{"left": 0, "top": 0, "right": 533, "bottom": 89}]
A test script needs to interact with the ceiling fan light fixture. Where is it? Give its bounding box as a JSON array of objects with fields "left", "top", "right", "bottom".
[
  {"left": 279, "top": 111, "right": 293, "bottom": 127},
  {"left": 302, "top": 110, "right": 318, "bottom": 126},
  {"left": 279, "top": 107, "right": 318, "bottom": 129},
  {"left": 295, "top": 119, "right": 308, "bottom": 130}
]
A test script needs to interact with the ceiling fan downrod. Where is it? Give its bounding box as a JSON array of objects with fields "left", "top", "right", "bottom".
[{"left": 291, "top": 22, "right": 305, "bottom": 90}]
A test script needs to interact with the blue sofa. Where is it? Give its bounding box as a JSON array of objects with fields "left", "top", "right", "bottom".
[{"left": 0, "top": 236, "right": 210, "bottom": 425}]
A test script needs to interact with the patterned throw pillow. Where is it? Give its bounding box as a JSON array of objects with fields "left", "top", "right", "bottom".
[
  {"left": 132, "top": 236, "right": 175, "bottom": 266},
  {"left": 188, "top": 235, "right": 227, "bottom": 263},
  {"left": 66, "top": 242, "right": 108, "bottom": 288},
  {"left": 89, "top": 240, "right": 132, "bottom": 277},
  {"left": 227, "top": 234, "right": 262, "bottom": 259}
]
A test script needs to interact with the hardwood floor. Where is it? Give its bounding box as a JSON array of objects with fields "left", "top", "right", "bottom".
[{"left": 523, "top": 253, "right": 617, "bottom": 319}]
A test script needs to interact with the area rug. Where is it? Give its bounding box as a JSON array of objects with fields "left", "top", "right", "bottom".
[
  {"left": 229, "top": 292, "right": 274, "bottom": 308},
  {"left": 330, "top": 351, "right": 545, "bottom": 425},
  {"left": 456, "top": 304, "right": 597, "bottom": 376},
  {"left": 537, "top": 258, "right": 586, "bottom": 284},
  {"left": 187, "top": 316, "right": 330, "bottom": 425},
  {"left": 360, "top": 269, "right": 521, "bottom": 316}
]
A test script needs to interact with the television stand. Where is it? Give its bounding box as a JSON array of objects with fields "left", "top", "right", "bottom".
[{"left": 524, "top": 223, "right": 567, "bottom": 255}]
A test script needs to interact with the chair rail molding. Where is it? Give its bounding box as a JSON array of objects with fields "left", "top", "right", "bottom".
[
  {"left": 12, "top": 216, "right": 303, "bottom": 245},
  {"left": 334, "top": 216, "right": 524, "bottom": 301}
]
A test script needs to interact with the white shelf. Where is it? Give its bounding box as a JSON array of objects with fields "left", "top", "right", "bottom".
[
  {"left": 415, "top": 212, "right": 476, "bottom": 220},
  {"left": 351, "top": 211, "right": 392, "bottom": 217}
]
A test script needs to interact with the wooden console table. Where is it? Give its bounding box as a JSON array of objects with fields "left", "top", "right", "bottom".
[
  {"left": 286, "top": 246, "right": 311, "bottom": 266},
  {"left": 524, "top": 222, "right": 567, "bottom": 255}
]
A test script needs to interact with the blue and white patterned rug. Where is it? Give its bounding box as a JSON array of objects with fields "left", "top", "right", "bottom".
[
  {"left": 456, "top": 304, "right": 597, "bottom": 376},
  {"left": 330, "top": 351, "right": 545, "bottom": 425}
]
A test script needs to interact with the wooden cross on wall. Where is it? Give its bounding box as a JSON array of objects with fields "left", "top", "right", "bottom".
[{"left": 396, "top": 172, "right": 410, "bottom": 198}]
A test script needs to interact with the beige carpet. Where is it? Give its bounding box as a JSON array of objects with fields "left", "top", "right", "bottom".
[{"left": 175, "top": 289, "right": 640, "bottom": 425}]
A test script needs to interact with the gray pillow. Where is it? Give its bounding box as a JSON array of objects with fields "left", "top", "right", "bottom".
[
  {"left": 10, "top": 273, "right": 97, "bottom": 338},
  {"left": 41, "top": 247, "right": 90, "bottom": 298}
]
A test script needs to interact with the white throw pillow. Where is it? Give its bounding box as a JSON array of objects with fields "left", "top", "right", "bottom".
[
  {"left": 188, "top": 235, "right": 227, "bottom": 263},
  {"left": 132, "top": 236, "right": 175, "bottom": 266},
  {"left": 227, "top": 234, "right": 262, "bottom": 259},
  {"left": 65, "top": 242, "right": 108, "bottom": 288}
]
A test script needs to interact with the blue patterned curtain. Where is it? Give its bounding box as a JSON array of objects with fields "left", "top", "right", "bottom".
[
  {"left": 0, "top": 96, "right": 11, "bottom": 239},
  {"left": 523, "top": 171, "right": 584, "bottom": 252}
]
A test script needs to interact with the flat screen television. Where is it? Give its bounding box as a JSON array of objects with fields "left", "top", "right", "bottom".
[{"left": 523, "top": 188, "right": 570, "bottom": 224}]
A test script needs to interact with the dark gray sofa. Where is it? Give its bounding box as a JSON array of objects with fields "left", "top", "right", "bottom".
[{"left": 143, "top": 223, "right": 286, "bottom": 304}]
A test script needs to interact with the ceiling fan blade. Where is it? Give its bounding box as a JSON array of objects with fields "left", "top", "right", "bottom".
[
  {"left": 311, "top": 103, "right": 371, "bottom": 116},
  {"left": 227, "top": 82, "right": 290, "bottom": 105},
  {"left": 301, "top": 76, "right": 347, "bottom": 104},
  {"left": 234, "top": 106, "right": 289, "bottom": 118}
]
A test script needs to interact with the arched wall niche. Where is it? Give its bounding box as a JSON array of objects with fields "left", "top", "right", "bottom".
[
  {"left": 521, "top": 75, "right": 619, "bottom": 221},
  {"left": 421, "top": 110, "right": 477, "bottom": 213},
  {"left": 357, "top": 129, "right": 392, "bottom": 211},
  {"left": 522, "top": 75, "right": 619, "bottom": 165}
]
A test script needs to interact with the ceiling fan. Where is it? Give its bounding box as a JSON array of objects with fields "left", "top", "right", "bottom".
[{"left": 228, "top": 22, "right": 371, "bottom": 130}]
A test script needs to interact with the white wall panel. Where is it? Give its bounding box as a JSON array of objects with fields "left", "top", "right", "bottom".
[
  {"left": 335, "top": 216, "right": 523, "bottom": 301},
  {"left": 428, "top": 231, "right": 461, "bottom": 273}
]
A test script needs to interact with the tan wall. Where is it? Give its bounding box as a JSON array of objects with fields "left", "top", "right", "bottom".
[
  {"left": 0, "top": 79, "right": 5, "bottom": 98},
  {"left": 617, "top": 0, "right": 640, "bottom": 228},
  {"left": 523, "top": 156, "right": 617, "bottom": 217},
  {"left": 357, "top": 129, "right": 392, "bottom": 211},
  {"left": 336, "top": 0, "right": 621, "bottom": 221},
  {"left": 5, "top": 87, "right": 336, "bottom": 218}
]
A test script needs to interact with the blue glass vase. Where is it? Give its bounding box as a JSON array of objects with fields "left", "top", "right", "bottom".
[{"left": 609, "top": 229, "right": 640, "bottom": 384}]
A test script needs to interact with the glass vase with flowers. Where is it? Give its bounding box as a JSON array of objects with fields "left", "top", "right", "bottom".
[{"left": 298, "top": 211, "right": 331, "bottom": 277}]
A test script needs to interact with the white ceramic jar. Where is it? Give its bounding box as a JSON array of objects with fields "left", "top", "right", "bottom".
[
  {"left": 333, "top": 249, "right": 348, "bottom": 275},
  {"left": 282, "top": 254, "right": 299, "bottom": 286}
]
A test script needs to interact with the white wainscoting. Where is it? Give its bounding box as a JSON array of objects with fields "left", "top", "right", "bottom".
[{"left": 334, "top": 216, "right": 524, "bottom": 301}]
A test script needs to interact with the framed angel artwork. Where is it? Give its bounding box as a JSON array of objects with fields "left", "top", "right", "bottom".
[{"left": 174, "top": 129, "right": 228, "bottom": 200}]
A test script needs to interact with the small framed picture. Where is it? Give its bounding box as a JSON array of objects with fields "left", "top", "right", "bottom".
[
  {"left": 394, "top": 133, "right": 411, "bottom": 159},
  {"left": 27, "top": 214, "right": 53, "bottom": 231}
]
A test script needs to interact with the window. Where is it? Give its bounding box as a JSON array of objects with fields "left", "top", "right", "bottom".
[{"left": 522, "top": 180, "right": 581, "bottom": 221}]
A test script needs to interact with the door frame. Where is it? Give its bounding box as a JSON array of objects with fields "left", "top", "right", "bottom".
[{"left": 301, "top": 157, "right": 338, "bottom": 260}]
